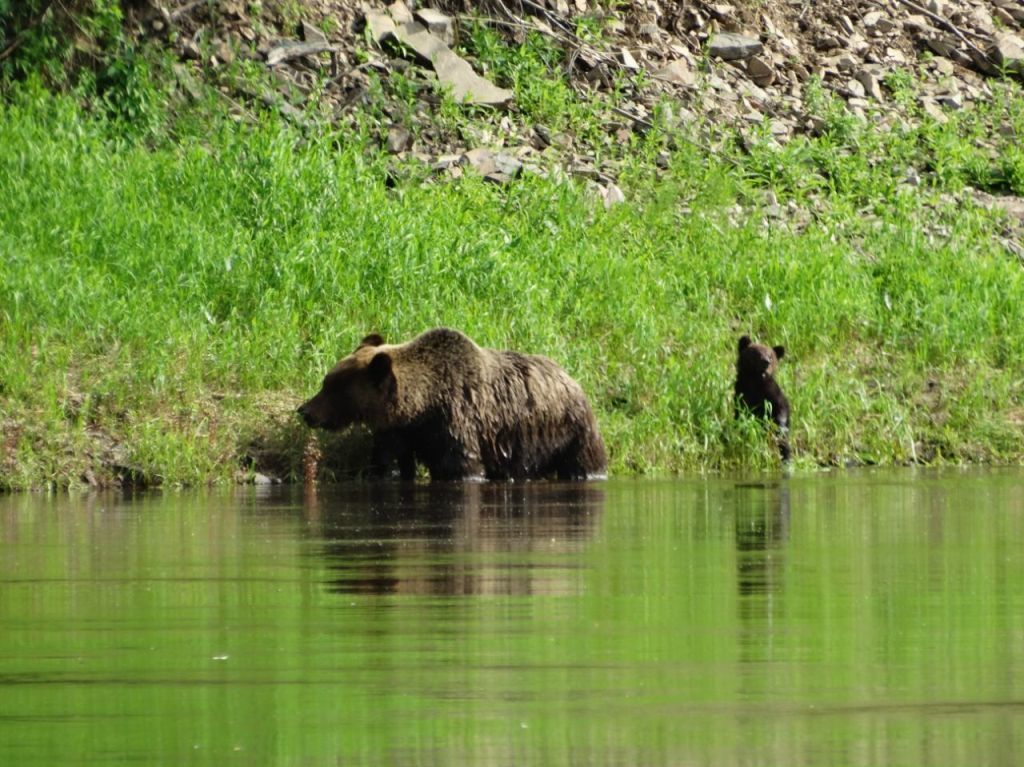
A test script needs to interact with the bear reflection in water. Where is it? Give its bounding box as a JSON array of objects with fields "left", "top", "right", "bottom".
[
  {"left": 297, "top": 328, "right": 607, "bottom": 481},
  {"left": 732, "top": 480, "right": 790, "bottom": 676},
  {"left": 732, "top": 481, "right": 790, "bottom": 601},
  {"left": 304, "top": 482, "right": 604, "bottom": 597}
]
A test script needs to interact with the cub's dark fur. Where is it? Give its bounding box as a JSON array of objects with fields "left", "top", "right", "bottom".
[{"left": 734, "top": 335, "right": 791, "bottom": 462}]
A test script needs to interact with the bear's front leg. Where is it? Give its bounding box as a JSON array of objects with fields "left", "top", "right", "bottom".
[
  {"left": 370, "top": 430, "right": 417, "bottom": 480},
  {"left": 424, "top": 441, "right": 486, "bottom": 481}
]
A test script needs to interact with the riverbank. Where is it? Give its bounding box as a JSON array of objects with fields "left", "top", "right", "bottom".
[
  {"left": 3, "top": 84, "right": 1023, "bottom": 489},
  {"left": 2, "top": 2, "right": 1024, "bottom": 489}
]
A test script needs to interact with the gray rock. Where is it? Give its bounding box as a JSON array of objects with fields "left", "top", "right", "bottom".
[
  {"left": 657, "top": 58, "right": 696, "bottom": 86},
  {"left": 862, "top": 10, "right": 884, "bottom": 29},
  {"left": 708, "top": 33, "right": 763, "bottom": 61},
  {"left": 920, "top": 98, "right": 949, "bottom": 123},
  {"left": 215, "top": 39, "right": 235, "bottom": 65},
  {"left": 803, "top": 115, "right": 827, "bottom": 135},
  {"left": 365, "top": 9, "right": 397, "bottom": 44},
  {"left": 737, "top": 80, "right": 769, "bottom": 103},
  {"left": 968, "top": 8, "right": 996, "bottom": 36},
  {"left": 903, "top": 15, "right": 933, "bottom": 34},
  {"left": 172, "top": 63, "right": 205, "bottom": 100},
  {"left": 532, "top": 124, "right": 552, "bottom": 148},
  {"left": 973, "top": 191, "right": 1024, "bottom": 221},
  {"left": 989, "top": 34, "right": 1024, "bottom": 78},
  {"left": 463, "top": 148, "right": 497, "bottom": 175},
  {"left": 709, "top": 4, "right": 735, "bottom": 20},
  {"left": 836, "top": 54, "right": 857, "bottom": 73},
  {"left": 384, "top": 21, "right": 513, "bottom": 105},
  {"left": 266, "top": 40, "right": 335, "bottom": 66},
  {"left": 602, "top": 183, "right": 626, "bottom": 209},
  {"left": 847, "top": 99, "right": 869, "bottom": 116},
  {"left": 181, "top": 39, "right": 201, "bottom": 60},
  {"left": 936, "top": 92, "right": 963, "bottom": 110},
  {"left": 815, "top": 35, "right": 843, "bottom": 52},
  {"left": 970, "top": 48, "right": 1000, "bottom": 76},
  {"left": 570, "top": 162, "right": 601, "bottom": 180},
  {"left": 746, "top": 56, "right": 774, "bottom": 86},
  {"left": 993, "top": 6, "right": 1016, "bottom": 26},
  {"left": 387, "top": 125, "right": 411, "bottom": 153},
  {"left": 388, "top": 0, "right": 414, "bottom": 24},
  {"left": 432, "top": 154, "right": 463, "bottom": 171},
  {"left": 855, "top": 70, "right": 883, "bottom": 100},
  {"left": 493, "top": 153, "right": 523, "bottom": 177},
  {"left": 926, "top": 36, "right": 959, "bottom": 59},
  {"left": 415, "top": 8, "right": 455, "bottom": 46},
  {"left": 302, "top": 20, "right": 327, "bottom": 45},
  {"left": 638, "top": 22, "right": 660, "bottom": 39},
  {"left": 886, "top": 47, "right": 908, "bottom": 65}
]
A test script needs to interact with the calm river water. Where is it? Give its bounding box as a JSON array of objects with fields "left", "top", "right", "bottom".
[{"left": 1, "top": 469, "right": 1023, "bottom": 766}]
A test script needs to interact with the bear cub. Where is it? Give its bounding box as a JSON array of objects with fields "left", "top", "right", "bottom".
[
  {"left": 297, "top": 327, "right": 607, "bottom": 481},
  {"left": 734, "top": 335, "right": 791, "bottom": 462}
]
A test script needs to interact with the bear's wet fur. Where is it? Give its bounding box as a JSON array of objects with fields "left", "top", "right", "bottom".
[
  {"left": 734, "top": 335, "right": 791, "bottom": 462},
  {"left": 297, "top": 328, "right": 607, "bottom": 481}
]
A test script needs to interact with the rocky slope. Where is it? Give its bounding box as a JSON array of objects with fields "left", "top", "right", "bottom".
[
  {"left": 143, "top": 0, "right": 1024, "bottom": 154},
  {"left": 122, "top": 0, "right": 1024, "bottom": 252}
]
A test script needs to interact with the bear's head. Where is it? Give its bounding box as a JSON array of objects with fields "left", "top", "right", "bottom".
[
  {"left": 297, "top": 334, "right": 397, "bottom": 430},
  {"left": 737, "top": 335, "right": 785, "bottom": 381}
]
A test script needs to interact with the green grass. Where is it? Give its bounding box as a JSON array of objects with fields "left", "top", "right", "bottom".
[{"left": 2, "top": 66, "right": 1024, "bottom": 489}]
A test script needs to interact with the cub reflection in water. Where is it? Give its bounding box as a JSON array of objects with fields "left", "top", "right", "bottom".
[
  {"left": 733, "top": 481, "right": 791, "bottom": 681},
  {"left": 303, "top": 482, "right": 604, "bottom": 597},
  {"left": 733, "top": 481, "right": 790, "bottom": 601}
]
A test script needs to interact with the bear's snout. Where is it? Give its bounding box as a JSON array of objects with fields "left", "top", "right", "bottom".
[{"left": 296, "top": 400, "right": 318, "bottom": 427}]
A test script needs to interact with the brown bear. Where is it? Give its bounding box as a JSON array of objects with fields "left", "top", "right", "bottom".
[
  {"left": 734, "top": 335, "right": 791, "bottom": 462},
  {"left": 297, "top": 328, "right": 607, "bottom": 481}
]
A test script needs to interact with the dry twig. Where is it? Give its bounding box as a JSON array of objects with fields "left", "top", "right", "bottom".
[{"left": 887, "top": 0, "right": 995, "bottom": 66}]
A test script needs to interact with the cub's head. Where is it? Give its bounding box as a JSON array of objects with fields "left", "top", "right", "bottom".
[
  {"left": 297, "top": 334, "right": 397, "bottom": 430},
  {"left": 737, "top": 335, "right": 785, "bottom": 381}
]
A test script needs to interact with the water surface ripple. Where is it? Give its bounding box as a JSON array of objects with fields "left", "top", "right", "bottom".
[{"left": 1, "top": 469, "right": 1022, "bottom": 765}]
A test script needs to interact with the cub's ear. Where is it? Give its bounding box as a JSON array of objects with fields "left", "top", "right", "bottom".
[
  {"left": 367, "top": 352, "right": 393, "bottom": 384},
  {"left": 738, "top": 335, "right": 752, "bottom": 351},
  {"left": 773, "top": 345, "right": 786, "bottom": 360},
  {"left": 359, "top": 333, "right": 385, "bottom": 349}
]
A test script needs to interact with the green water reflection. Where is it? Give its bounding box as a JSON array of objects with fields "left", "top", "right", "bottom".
[{"left": 1, "top": 470, "right": 1022, "bottom": 765}]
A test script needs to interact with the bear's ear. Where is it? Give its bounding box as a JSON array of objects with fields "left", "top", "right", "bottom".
[
  {"left": 738, "top": 335, "right": 752, "bottom": 351},
  {"left": 367, "top": 352, "right": 393, "bottom": 385},
  {"left": 773, "top": 345, "right": 786, "bottom": 360},
  {"left": 359, "top": 333, "right": 385, "bottom": 349}
]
